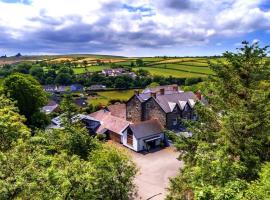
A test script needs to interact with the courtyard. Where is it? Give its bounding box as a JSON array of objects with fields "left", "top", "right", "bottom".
[{"left": 131, "top": 147, "right": 183, "bottom": 200}]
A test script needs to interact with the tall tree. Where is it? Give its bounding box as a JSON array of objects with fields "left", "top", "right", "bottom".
[
  {"left": 166, "top": 42, "right": 270, "bottom": 200},
  {"left": 3, "top": 73, "right": 47, "bottom": 125},
  {"left": 0, "top": 95, "right": 30, "bottom": 151}
]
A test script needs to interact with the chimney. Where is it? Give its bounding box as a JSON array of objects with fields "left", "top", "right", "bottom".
[
  {"left": 134, "top": 90, "right": 139, "bottom": 96},
  {"left": 195, "top": 90, "right": 202, "bottom": 100},
  {"left": 151, "top": 92, "right": 156, "bottom": 99},
  {"left": 160, "top": 88, "right": 165, "bottom": 95},
  {"left": 173, "top": 85, "right": 178, "bottom": 91}
]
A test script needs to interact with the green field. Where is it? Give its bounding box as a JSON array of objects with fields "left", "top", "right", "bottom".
[
  {"left": 149, "top": 63, "right": 214, "bottom": 75},
  {"left": 134, "top": 67, "right": 208, "bottom": 78},
  {"left": 87, "top": 89, "right": 138, "bottom": 106},
  {"left": 73, "top": 65, "right": 108, "bottom": 74}
]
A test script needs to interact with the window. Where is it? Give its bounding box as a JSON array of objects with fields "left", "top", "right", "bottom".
[
  {"left": 173, "top": 118, "right": 177, "bottom": 126},
  {"left": 127, "top": 111, "right": 132, "bottom": 118},
  {"left": 127, "top": 129, "right": 133, "bottom": 145}
]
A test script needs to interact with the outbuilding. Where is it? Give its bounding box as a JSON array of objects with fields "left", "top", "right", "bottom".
[{"left": 122, "top": 119, "right": 164, "bottom": 152}]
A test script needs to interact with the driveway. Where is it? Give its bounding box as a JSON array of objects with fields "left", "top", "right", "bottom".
[{"left": 131, "top": 147, "right": 183, "bottom": 200}]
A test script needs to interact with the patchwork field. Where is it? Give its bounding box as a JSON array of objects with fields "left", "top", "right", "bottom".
[{"left": 1, "top": 54, "right": 219, "bottom": 78}]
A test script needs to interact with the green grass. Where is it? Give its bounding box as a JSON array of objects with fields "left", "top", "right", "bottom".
[
  {"left": 134, "top": 67, "right": 207, "bottom": 78},
  {"left": 73, "top": 66, "right": 108, "bottom": 74},
  {"left": 87, "top": 89, "right": 138, "bottom": 106},
  {"left": 150, "top": 64, "right": 214, "bottom": 75},
  {"left": 141, "top": 57, "right": 166, "bottom": 62},
  {"left": 178, "top": 61, "right": 209, "bottom": 67}
]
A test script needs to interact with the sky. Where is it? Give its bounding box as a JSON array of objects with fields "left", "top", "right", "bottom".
[{"left": 0, "top": 0, "right": 270, "bottom": 57}]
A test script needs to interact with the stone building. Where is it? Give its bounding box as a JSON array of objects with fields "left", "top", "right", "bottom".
[{"left": 126, "top": 85, "right": 198, "bottom": 130}]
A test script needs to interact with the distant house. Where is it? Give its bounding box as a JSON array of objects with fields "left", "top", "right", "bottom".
[
  {"left": 74, "top": 98, "right": 88, "bottom": 107},
  {"left": 89, "top": 84, "right": 106, "bottom": 90},
  {"left": 43, "top": 85, "right": 68, "bottom": 93},
  {"left": 102, "top": 68, "right": 125, "bottom": 77},
  {"left": 70, "top": 84, "right": 84, "bottom": 92},
  {"left": 126, "top": 72, "right": 137, "bottom": 79},
  {"left": 41, "top": 100, "right": 59, "bottom": 114},
  {"left": 57, "top": 85, "right": 68, "bottom": 93},
  {"left": 101, "top": 68, "right": 137, "bottom": 78},
  {"left": 43, "top": 85, "right": 57, "bottom": 92}
]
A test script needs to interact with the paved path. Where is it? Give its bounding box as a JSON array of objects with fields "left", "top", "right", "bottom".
[{"left": 131, "top": 147, "right": 183, "bottom": 200}]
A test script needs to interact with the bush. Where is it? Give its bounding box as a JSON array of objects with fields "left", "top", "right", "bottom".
[{"left": 96, "top": 133, "right": 107, "bottom": 142}]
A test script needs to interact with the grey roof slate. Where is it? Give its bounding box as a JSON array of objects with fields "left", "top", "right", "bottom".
[
  {"left": 155, "top": 92, "right": 197, "bottom": 113},
  {"left": 129, "top": 119, "right": 163, "bottom": 139}
]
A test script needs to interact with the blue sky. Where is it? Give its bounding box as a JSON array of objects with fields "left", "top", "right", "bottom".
[{"left": 0, "top": 0, "right": 269, "bottom": 56}]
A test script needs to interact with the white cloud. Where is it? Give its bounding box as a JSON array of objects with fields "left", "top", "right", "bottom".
[
  {"left": 252, "top": 38, "right": 260, "bottom": 44},
  {"left": 0, "top": 0, "right": 269, "bottom": 54}
]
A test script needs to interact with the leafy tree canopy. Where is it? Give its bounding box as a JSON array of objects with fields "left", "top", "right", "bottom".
[
  {"left": 3, "top": 73, "right": 47, "bottom": 126},
  {"left": 166, "top": 42, "right": 270, "bottom": 200}
]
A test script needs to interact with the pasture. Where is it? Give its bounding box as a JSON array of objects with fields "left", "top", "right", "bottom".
[
  {"left": 87, "top": 89, "right": 137, "bottom": 106},
  {"left": 73, "top": 65, "right": 108, "bottom": 74}
]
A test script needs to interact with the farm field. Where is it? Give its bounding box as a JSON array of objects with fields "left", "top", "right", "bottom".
[
  {"left": 134, "top": 67, "right": 207, "bottom": 78},
  {"left": 149, "top": 64, "right": 214, "bottom": 75},
  {"left": 87, "top": 89, "right": 138, "bottom": 106},
  {"left": 73, "top": 65, "right": 108, "bottom": 74}
]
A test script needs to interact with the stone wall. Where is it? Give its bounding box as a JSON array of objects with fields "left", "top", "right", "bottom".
[
  {"left": 126, "top": 95, "right": 142, "bottom": 122},
  {"left": 143, "top": 98, "right": 166, "bottom": 127}
]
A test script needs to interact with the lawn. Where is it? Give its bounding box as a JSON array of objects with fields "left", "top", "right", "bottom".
[
  {"left": 133, "top": 67, "right": 207, "bottom": 78},
  {"left": 87, "top": 89, "right": 138, "bottom": 106}
]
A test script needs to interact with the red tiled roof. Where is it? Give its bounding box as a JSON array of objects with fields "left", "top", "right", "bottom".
[
  {"left": 107, "top": 103, "right": 126, "bottom": 119},
  {"left": 89, "top": 110, "right": 130, "bottom": 134}
]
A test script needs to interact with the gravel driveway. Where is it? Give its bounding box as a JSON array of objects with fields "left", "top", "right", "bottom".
[{"left": 131, "top": 147, "right": 183, "bottom": 200}]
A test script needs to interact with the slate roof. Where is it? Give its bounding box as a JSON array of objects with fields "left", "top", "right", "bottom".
[
  {"left": 155, "top": 92, "right": 197, "bottom": 113},
  {"left": 142, "top": 84, "right": 181, "bottom": 94},
  {"left": 74, "top": 98, "right": 88, "bottom": 107},
  {"left": 70, "top": 84, "right": 83, "bottom": 91},
  {"left": 90, "top": 110, "right": 130, "bottom": 134},
  {"left": 42, "top": 100, "right": 58, "bottom": 114},
  {"left": 129, "top": 119, "right": 163, "bottom": 139}
]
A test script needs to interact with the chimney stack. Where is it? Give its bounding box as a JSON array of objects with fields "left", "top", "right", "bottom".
[
  {"left": 173, "top": 85, "right": 178, "bottom": 91},
  {"left": 160, "top": 88, "right": 165, "bottom": 95},
  {"left": 195, "top": 90, "right": 202, "bottom": 100},
  {"left": 134, "top": 90, "right": 139, "bottom": 96},
  {"left": 151, "top": 92, "right": 156, "bottom": 99}
]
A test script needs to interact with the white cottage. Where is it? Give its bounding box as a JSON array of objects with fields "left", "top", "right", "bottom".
[{"left": 122, "top": 119, "right": 164, "bottom": 152}]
